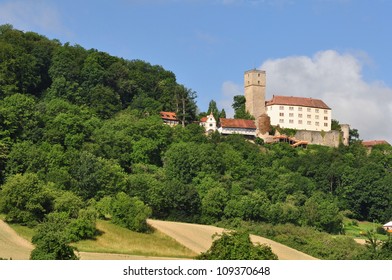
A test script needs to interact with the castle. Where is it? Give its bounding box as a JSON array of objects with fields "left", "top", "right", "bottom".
[
  {"left": 245, "top": 69, "right": 349, "bottom": 147},
  {"left": 200, "top": 69, "right": 350, "bottom": 147}
]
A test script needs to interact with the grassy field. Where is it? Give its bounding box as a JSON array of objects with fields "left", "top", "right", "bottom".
[
  {"left": 343, "top": 218, "right": 388, "bottom": 241},
  {"left": 1, "top": 215, "right": 196, "bottom": 259},
  {"left": 72, "top": 220, "right": 197, "bottom": 258}
]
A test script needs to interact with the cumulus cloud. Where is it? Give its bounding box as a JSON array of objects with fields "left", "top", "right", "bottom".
[
  {"left": 218, "top": 81, "right": 243, "bottom": 118},
  {"left": 0, "top": 0, "right": 69, "bottom": 35},
  {"left": 219, "top": 50, "right": 392, "bottom": 142}
]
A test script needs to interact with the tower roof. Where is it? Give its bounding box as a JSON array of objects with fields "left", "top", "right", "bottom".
[{"left": 266, "top": 95, "right": 331, "bottom": 110}]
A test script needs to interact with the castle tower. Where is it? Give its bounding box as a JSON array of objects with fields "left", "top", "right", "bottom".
[
  {"left": 340, "top": 124, "right": 350, "bottom": 146},
  {"left": 244, "top": 69, "right": 266, "bottom": 120}
]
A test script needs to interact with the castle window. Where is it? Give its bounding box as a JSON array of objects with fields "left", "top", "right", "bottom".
[
  {"left": 289, "top": 106, "right": 294, "bottom": 111},
  {"left": 316, "top": 122, "right": 320, "bottom": 126},
  {"left": 324, "top": 110, "right": 328, "bottom": 114},
  {"left": 298, "top": 113, "right": 303, "bottom": 118},
  {"left": 209, "top": 124, "right": 213, "bottom": 127},
  {"left": 324, "top": 123, "right": 328, "bottom": 127},
  {"left": 298, "top": 120, "right": 303, "bottom": 124},
  {"left": 298, "top": 107, "right": 303, "bottom": 111},
  {"left": 315, "top": 109, "right": 319, "bottom": 113},
  {"left": 289, "top": 119, "right": 294, "bottom": 124},
  {"left": 307, "top": 114, "right": 311, "bottom": 119},
  {"left": 279, "top": 112, "right": 284, "bottom": 117},
  {"left": 307, "top": 108, "right": 311, "bottom": 112},
  {"left": 289, "top": 113, "right": 294, "bottom": 117},
  {"left": 324, "top": 116, "right": 328, "bottom": 120},
  {"left": 279, "top": 119, "right": 284, "bottom": 123},
  {"left": 279, "top": 106, "right": 284, "bottom": 110},
  {"left": 258, "top": 81, "right": 260, "bottom": 84},
  {"left": 307, "top": 121, "right": 312, "bottom": 125},
  {"left": 315, "top": 115, "right": 319, "bottom": 119}
]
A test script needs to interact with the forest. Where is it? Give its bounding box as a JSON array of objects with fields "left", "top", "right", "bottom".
[{"left": 0, "top": 25, "right": 391, "bottom": 260}]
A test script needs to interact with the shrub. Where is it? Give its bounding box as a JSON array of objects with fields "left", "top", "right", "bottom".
[
  {"left": 111, "top": 192, "right": 152, "bottom": 232},
  {"left": 196, "top": 231, "right": 278, "bottom": 260}
]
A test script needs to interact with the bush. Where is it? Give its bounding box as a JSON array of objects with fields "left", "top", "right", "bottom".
[
  {"left": 196, "top": 231, "right": 278, "bottom": 260},
  {"left": 0, "top": 173, "right": 54, "bottom": 226},
  {"left": 68, "top": 208, "right": 97, "bottom": 241},
  {"left": 111, "top": 192, "right": 152, "bottom": 232},
  {"left": 30, "top": 212, "right": 79, "bottom": 260}
]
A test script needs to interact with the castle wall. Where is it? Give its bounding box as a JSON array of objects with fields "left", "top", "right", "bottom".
[{"left": 295, "top": 130, "right": 342, "bottom": 147}]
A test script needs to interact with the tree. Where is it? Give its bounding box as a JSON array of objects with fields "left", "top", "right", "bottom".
[
  {"left": 331, "top": 119, "right": 341, "bottom": 131},
  {"left": 110, "top": 192, "right": 152, "bottom": 232},
  {"left": 349, "top": 128, "right": 360, "bottom": 144},
  {"left": 0, "top": 173, "right": 54, "bottom": 225},
  {"left": 197, "top": 231, "right": 278, "bottom": 260},
  {"left": 174, "top": 84, "right": 197, "bottom": 127},
  {"left": 201, "top": 187, "right": 229, "bottom": 223},
  {"left": 232, "top": 95, "right": 254, "bottom": 120},
  {"left": 30, "top": 212, "right": 79, "bottom": 260},
  {"left": 220, "top": 108, "right": 226, "bottom": 118},
  {"left": 0, "top": 93, "right": 40, "bottom": 140}
]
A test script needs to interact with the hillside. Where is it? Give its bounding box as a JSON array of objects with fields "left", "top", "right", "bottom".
[{"left": 0, "top": 25, "right": 391, "bottom": 260}]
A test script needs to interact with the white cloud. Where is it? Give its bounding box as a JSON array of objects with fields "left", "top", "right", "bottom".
[
  {"left": 0, "top": 0, "right": 69, "bottom": 35},
  {"left": 218, "top": 81, "right": 243, "bottom": 118},
  {"left": 219, "top": 50, "right": 392, "bottom": 143}
]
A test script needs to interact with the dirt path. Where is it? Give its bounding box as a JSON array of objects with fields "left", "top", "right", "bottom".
[
  {"left": 0, "top": 220, "right": 34, "bottom": 260},
  {"left": 147, "top": 219, "right": 318, "bottom": 260}
]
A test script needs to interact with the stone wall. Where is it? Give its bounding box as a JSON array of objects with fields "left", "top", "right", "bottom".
[{"left": 295, "top": 130, "right": 343, "bottom": 147}]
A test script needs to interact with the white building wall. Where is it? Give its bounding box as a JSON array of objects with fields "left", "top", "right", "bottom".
[
  {"left": 266, "top": 104, "right": 331, "bottom": 132},
  {"left": 218, "top": 127, "right": 256, "bottom": 136},
  {"left": 200, "top": 113, "right": 217, "bottom": 132}
]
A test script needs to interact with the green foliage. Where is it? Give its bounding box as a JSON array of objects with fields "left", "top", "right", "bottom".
[
  {"left": 67, "top": 208, "right": 97, "bottom": 241},
  {"left": 0, "top": 173, "right": 54, "bottom": 225},
  {"left": 232, "top": 95, "right": 254, "bottom": 120},
  {"left": 219, "top": 220, "right": 367, "bottom": 260},
  {"left": 54, "top": 191, "right": 84, "bottom": 218},
  {"left": 362, "top": 231, "right": 392, "bottom": 259},
  {"left": 110, "top": 192, "right": 152, "bottom": 232},
  {"left": 197, "top": 231, "right": 278, "bottom": 260},
  {"left": 30, "top": 212, "right": 79, "bottom": 260}
]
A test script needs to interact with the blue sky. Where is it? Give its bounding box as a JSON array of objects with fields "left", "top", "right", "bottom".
[{"left": 1, "top": 0, "right": 392, "bottom": 142}]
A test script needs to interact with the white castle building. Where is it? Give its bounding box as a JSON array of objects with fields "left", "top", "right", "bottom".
[{"left": 244, "top": 69, "right": 332, "bottom": 132}]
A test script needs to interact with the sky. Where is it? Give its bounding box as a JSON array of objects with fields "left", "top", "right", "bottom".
[{"left": 1, "top": 0, "right": 392, "bottom": 142}]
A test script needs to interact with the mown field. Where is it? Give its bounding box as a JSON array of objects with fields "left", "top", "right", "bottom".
[
  {"left": 2, "top": 217, "right": 196, "bottom": 259},
  {"left": 72, "top": 220, "right": 196, "bottom": 258}
]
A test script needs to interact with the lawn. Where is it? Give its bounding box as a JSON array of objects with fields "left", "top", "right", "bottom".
[
  {"left": 343, "top": 218, "right": 388, "bottom": 241},
  {"left": 72, "top": 220, "right": 197, "bottom": 259},
  {"left": 1, "top": 215, "right": 196, "bottom": 259}
]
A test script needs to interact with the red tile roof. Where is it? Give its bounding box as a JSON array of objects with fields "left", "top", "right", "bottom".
[
  {"left": 219, "top": 118, "right": 256, "bottom": 129},
  {"left": 266, "top": 95, "right": 331, "bottom": 109},
  {"left": 160, "top": 111, "right": 178, "bottom": 121},
  {"left": 200, "top": 117, "right": 208, "bottom": 122},
  {"left": 362, "top": 140, "right": 390, "bottom": 147}
]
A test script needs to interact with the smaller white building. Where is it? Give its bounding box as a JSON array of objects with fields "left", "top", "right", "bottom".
[
  {"left": 200, "top": 113, "right": 217, "bottom": 133},
  {"left": 218, "top": 118, "right": 256, "bottom": 137},
  {"left": 160, "top": 111, "right": 179, "bottom": 126},
  {"left": 383, "top": 221, "right": 392, "bottom": 233}
]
